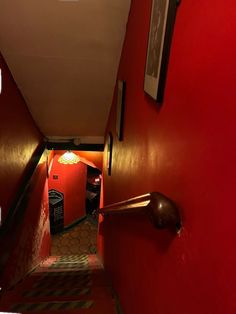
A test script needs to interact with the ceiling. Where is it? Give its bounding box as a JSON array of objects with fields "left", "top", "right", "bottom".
[{"left": 0, "top": 0, "right": 131, "bottom": 144}]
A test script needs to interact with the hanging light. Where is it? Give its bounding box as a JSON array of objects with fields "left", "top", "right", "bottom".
[{"left": 58, "top": 151, "right": 80, "bottom": 164}]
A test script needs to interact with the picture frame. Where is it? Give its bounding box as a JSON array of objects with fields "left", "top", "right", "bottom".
[
  {"left": 106, "top": 132, "right": 113, "bottom": 176},
  {"left": 144, "top": 0, "right": 179, "bottom": 102},
  {"left": 116, "top": 80, "right": 126, "bottom": 141}
]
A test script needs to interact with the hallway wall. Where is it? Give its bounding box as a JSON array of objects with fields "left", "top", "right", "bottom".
[
  {"left": 49, "top": 152, "right": 87, "bottom": 227},
  {"left": 78, "top": 151, "right": 103, "bottom": 171},
  {"left": 0, "top": 53, "right": 42, "bottom": 221},
  {"left": 0, "top": 54, "right": 51, "bottom": 288},
  {"left": 1, "top": 151, "right": 51, "bottom": 288},
  {"left": 100, "top": 1, "right": 236, "bottom": 314}
]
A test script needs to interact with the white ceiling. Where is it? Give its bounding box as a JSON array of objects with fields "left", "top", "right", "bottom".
[{"left": 0, "top": 0, "right": 131, "bottom": 144}]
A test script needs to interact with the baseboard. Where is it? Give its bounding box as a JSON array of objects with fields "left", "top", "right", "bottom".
[{"left": 63, "top": 215, "right": 87, "bottom": 232}]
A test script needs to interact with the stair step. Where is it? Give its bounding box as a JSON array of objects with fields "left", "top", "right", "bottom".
[{"left": 0, "top": 255, "right": 119, "bottom": 314}]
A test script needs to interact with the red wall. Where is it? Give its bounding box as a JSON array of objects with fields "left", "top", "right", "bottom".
[
  {"left": 78, "top": 151, "right": 103, "bottom": 171},
  {"left": 100, "top": 1, "right": 236, "bottom": 314},
  {"left": 0, "top": 54, "right": 51, "bottom": 288},
  {"left": 2, "top": 151, "right": 51, "bottom": 288},
  {"left": 0, "top": 53, "right": 42, "bottom": 221},
  {"left": 49, "top": 151, "right": 87, "bottom": 227}
]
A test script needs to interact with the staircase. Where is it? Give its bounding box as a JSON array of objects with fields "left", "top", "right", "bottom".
[{"left": 0, "top": 255, "right": 119, "bottom": 314}]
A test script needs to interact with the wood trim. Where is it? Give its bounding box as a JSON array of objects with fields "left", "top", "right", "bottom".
[
  {"left": 99, "top": 192, "right": 181, "bottom": 232},
  {"left": 46, "top": 142, "right": 104, "bottom": 151}
]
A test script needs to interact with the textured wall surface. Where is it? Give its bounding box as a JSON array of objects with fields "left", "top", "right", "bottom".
[
  {"left": 0, "top": 54, "right": 50, "bottom": 289},
  {"left": 100, "top": 1, "right": 236, "bottom": 314},
  {"left": 0, "top": 53, "right": 42, "bottom": 221},
  {"left": 1, "top": 151, "right": 51, "bottom": 288}
]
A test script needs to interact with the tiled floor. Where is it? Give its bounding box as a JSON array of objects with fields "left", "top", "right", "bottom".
[
  {"left": 0, "top": 218, "right": 113, "bottom": 314},
  {"left": 51, "top": 218, "right": 97, "bottom": 256}
]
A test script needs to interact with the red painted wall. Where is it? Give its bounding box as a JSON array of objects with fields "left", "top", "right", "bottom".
[
  {"left": 78, "top": 151, "right": 103, "bottom": 171},
  {"left": 0, "top": 54, "right": 50, "bottom": 288},
  {"left": 0, "top": 53, "right": 42, "bottom": 221},
  {"left": 48, "top": 151, "right": 87, "bottom": 227},
  {"left": 2, "top": 151, "right": 51, "bottom": 288},
  {"left": 100, "top": 1, "right": 236, "bottom": 314}
]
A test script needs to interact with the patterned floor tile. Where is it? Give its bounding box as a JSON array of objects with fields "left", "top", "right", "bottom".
[{"left": 51, "top": 219, "right": 97, "bottom": 256}]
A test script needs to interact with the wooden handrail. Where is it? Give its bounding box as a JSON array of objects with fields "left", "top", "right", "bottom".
[
  {"left": 0, "top": 143, "right": 46, "bottom": 281},
  {"left": 99, "top": 192, "right": 181, "bottom": 232},
  {"left": 0, "top": 143, "right": 46, "bottom": 235}
]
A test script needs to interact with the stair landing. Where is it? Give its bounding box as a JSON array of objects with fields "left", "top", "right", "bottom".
[{"left": 0, "top": 255, "right": 118, "bottom": 314}]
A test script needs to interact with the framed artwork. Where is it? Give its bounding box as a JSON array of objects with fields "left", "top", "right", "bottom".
[
  {"left": 106, "top": 132, "right": 113, "bottom": 176},
  {"left": 144, "top": 0, "right": 179, "bottom": 102},
  {"left": 116, "top": 80, "right": 126, "bottom": 141}
]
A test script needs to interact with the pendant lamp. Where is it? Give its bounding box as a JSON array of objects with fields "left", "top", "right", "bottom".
[{"left": 58, "top": 151, "right": 80, "bottom": 164}]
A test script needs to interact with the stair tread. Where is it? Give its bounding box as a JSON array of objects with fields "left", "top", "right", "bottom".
[{"left": 0, "top": 255, "right": 118, "bottom": 314}]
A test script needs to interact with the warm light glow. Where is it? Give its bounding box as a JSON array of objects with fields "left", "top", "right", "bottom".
[
  {"left": 0, "top": 312, "right": 21, "bottom": 314},
  {"left": 58, "top": 151, "right": 80, "bottom": 164}
]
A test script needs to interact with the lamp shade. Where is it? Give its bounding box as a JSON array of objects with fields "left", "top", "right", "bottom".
[{"left": 58, "top": 151, "right": 80, "bottom": 164}]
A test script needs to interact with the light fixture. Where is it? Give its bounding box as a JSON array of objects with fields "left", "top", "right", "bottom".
[{"left": 58, "top": 151, "right": 80, "bottom": 164}]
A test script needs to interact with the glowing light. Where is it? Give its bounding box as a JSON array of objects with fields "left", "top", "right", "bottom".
[
  {"left": 58, "top": 151, "right": 80, "bottom": 164},
  {"left": 0, "top": 312, "right": 21, "bottom": 314}
]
